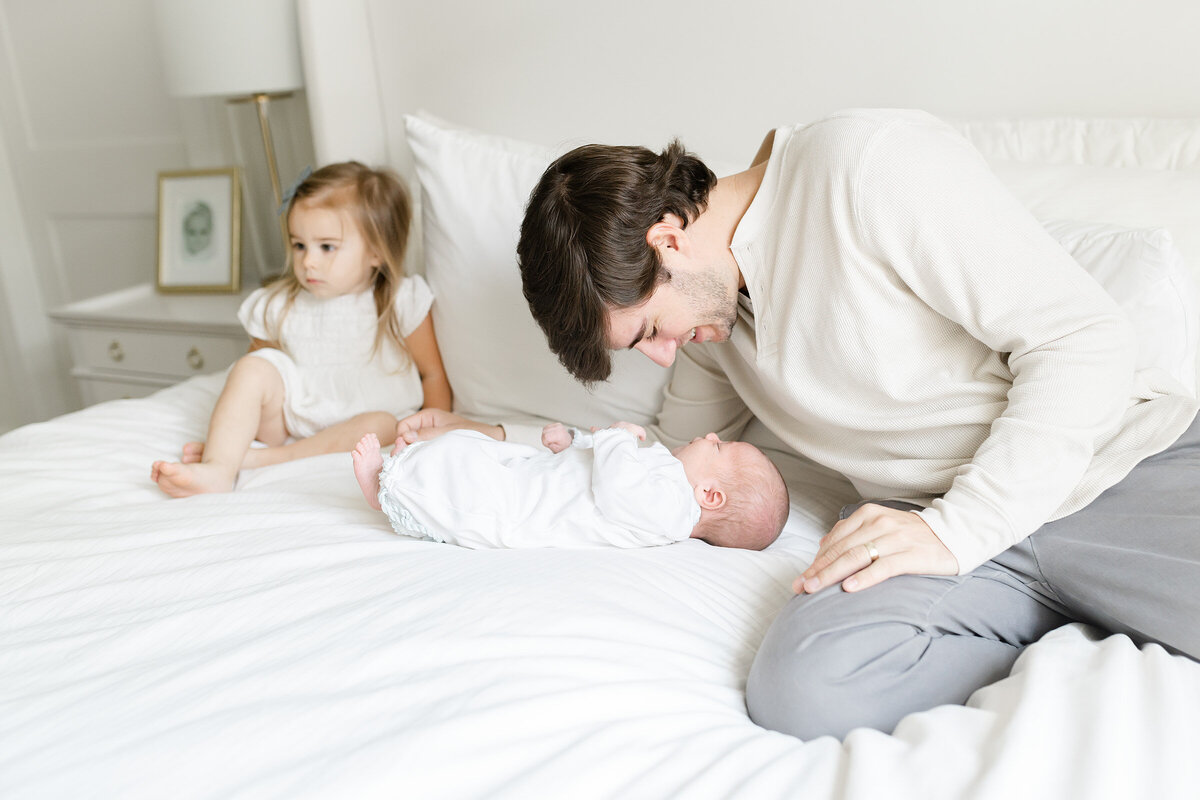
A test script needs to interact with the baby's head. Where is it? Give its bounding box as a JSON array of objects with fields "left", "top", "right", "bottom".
[{"left": 671, "top": 434, "right": 789, "bottom": 551}]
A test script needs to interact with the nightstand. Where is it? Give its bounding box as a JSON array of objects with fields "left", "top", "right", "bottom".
[{"left": 50, "top": 283, "right": 251, "bottom": 405}]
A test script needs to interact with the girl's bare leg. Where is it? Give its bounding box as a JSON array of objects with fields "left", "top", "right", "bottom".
[
  {"left": 350, "top": 433, "right": 384, "bottom": 510},
  {"left": 179, "top": 412, "right": 398, "bottom": 469},
  {"left": 151, "top": 356, "right": 287, "bottom": 497}
]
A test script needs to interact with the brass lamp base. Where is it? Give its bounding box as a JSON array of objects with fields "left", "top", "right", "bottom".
[{"left": 227, "top": 92, "right": 293, "bottom": 271}]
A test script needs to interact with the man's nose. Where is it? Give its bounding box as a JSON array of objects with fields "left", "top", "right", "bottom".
[{"left": 635, "top": 338, "right": 677, "bottom": 368}]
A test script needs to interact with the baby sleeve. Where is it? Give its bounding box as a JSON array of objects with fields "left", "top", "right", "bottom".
[
  {"left": 393, "top": 274, "right": 435, "bottom": 337},
  {"left": 589, "top": 428, "right": 699, "bottom": 544}
]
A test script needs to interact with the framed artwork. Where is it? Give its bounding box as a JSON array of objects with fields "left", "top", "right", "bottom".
[{"left": 156, "top": 167, "right": 241, "bottom": 293}]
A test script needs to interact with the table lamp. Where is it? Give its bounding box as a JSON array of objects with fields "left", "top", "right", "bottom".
[{"left": 153, "top": 0, "right": 304, "bottom": 260}]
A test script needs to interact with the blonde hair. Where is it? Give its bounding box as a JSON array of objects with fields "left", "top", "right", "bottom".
[
  {"left": 695, "top": 448, "right": 790, "bottom": 551},
  {"left": 261, "top": 161, "right": 412, "bottom": 361}
]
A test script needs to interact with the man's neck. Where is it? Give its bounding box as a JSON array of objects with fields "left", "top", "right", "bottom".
[{"left": 690, "top": 162, "right": 767, "bottom": 291}]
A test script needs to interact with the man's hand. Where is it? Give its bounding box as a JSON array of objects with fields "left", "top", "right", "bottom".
[
  {"left": 541, "top": 422, "right": 574, "bottom": 453},
  {"left": 796, "top": 503, "right": 959, "bottom": 594},
  {"left": 394, "top": 409, "right": 504, "bottom": 451}
]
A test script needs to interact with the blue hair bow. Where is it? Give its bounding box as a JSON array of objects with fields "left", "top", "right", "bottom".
[{"left": 277, "top": 165, "right": 313, "bottom": 216}]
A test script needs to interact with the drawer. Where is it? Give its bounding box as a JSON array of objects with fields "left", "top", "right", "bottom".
[
  {"left": 76, "top": 374, "right": 171, "bottom": 405},
  {"left": 67, "top": 326, "right": 248, "bottom": 379}
]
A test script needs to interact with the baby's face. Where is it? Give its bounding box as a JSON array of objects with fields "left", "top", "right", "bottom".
[{"left": 671, "top": 433, "right": 756, "bottom": 486}]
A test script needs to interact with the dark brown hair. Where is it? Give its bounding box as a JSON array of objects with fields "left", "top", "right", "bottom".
[{"left": 517, "top": 140, "right": 717, "bottom": 384}]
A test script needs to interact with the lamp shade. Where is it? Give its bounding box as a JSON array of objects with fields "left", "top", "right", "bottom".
[{"left": 154, "top": 0, "right": 304, "bottom": 97}]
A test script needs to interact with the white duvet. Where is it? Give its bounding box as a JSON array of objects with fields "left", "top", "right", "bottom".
[{"left": 2, "top": 375, "right": 1198, "bottom": 799}]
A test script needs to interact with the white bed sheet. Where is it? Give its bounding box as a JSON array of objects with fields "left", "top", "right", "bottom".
[{"left": 2, "top": 375, "right": 1198, "bottom": 799}]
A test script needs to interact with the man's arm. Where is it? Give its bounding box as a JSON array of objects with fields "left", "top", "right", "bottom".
[
  {"left": 804, "top": 116, "right": 1137, "bottom": 594},
  {"left": 394, "top": 409, "right": 506, "bottom": 449},
  {"left": 646, "top": 344, "right": 754, "bottom": 449}
]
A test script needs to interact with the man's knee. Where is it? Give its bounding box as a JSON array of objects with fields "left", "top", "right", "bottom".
[
  {"left": 745, "top": 579, "right": 1028, "bottom": 740},
  {"left": 746, "top": 604, "right": 931, "bottom": 740}
]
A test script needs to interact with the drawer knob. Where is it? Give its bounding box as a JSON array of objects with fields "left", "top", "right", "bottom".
[
  {"left": 107, "top": 340, "right": 124, "bottom": 362},
  {"left": 186, "top": 347, "right": 205, "bottom": 371}
]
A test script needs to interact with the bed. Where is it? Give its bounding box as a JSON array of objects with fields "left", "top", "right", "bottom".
[{"left": 4, "top": 2, "right": 1200, "bottom": 798}]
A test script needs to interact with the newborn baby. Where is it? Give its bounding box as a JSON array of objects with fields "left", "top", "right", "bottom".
[{"left": 351, "top": 421, "right": 789, "bottom": 550}]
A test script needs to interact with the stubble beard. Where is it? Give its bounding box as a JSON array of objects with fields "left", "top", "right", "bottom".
[{"left": 674, "top": 269, "right": 738, "bottom": 341}]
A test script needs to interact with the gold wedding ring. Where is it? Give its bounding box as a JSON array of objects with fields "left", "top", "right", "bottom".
[{"left": 865, "top": 540, "right": 880, "bottom": 563}]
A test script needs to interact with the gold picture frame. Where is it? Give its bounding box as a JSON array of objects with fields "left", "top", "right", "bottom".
[{"left": 156, "top": 167, "right": 241, "bottom": 293}]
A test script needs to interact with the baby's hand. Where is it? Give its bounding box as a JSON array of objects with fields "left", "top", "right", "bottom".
[
  {"left": 541, "top": 422, "right": 574, "bottom": 453},
  {"left": 594, "top": 421, "right": 647, "bottom": 441}
]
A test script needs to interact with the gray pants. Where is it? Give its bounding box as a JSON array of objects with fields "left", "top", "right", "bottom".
[{"left": 746, "top": 411, "right": 1200, "bottom": 740}]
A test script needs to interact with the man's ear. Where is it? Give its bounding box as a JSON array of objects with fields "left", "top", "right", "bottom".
[
  {"left": 646, "top": 215, "right": 689, "bottom": 255},
  {"left": 694, "top": 484, "right": 726, "bottom": 511}
]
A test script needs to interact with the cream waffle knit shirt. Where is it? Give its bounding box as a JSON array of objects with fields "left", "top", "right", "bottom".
[{"left": 652, "top": 109, "right": 1198, "bottom": 573}]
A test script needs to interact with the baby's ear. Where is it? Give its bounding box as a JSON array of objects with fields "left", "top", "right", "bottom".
[{"left": 695, "top": 485, "right": 726, "bottom": 511}]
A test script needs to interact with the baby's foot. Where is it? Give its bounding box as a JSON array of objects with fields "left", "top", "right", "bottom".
[
  {"left": 151, "top": 460, "right": 236, "bottom": 497},
  {"left": 351, "top": 434, "right": 384, "bottom": 510},
  {"left": 181, "top": 441, "right": 204, "bottom": 463}
]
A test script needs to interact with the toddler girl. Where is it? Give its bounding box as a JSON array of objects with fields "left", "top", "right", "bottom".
[{"left": 153, "top": 162, "right": 451, "bottom": 497}]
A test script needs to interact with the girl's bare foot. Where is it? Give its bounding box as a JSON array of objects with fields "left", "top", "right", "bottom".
[
  {"left": 151, "top": 460, "right": 237, "bottom": 497},
  {"left": 351, "top": 434, "right": 384, "bottom": 510}
]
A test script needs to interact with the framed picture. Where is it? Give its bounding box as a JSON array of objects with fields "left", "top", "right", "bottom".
[{"left": 156, "top": 167, "right": 241, "bottom": 293}]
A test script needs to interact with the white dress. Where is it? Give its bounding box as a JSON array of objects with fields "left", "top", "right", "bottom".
[
  {"left": 237, "top": 276, "right": 434, "bottom": 438},
  {"left": 376, "top": 428, "right": 701, "bottom": 549}
]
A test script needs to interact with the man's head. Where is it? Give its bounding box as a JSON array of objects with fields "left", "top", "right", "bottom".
[
  {"left": 517, "top": 140, "right": 724, "bottom": 384},
  {"left": 672, "top": 434, "right": 790, "bottom": 551}
]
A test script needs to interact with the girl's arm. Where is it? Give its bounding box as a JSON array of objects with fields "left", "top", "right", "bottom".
[{"left": 405, "top": 312, "right": 453, "bottom": 412}]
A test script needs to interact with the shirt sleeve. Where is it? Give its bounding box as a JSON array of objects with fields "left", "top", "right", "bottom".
[
  {"left": 588, "top": 428, "right": 700, "bottom": 544},
  {"left": 496, "top": 416, "right": 562, "bottom": 448},
  {"left": 394, "top": 274, "right": 436, "bottom": 338},
  {"left": 237, "top": 287, "right": 278, "bottom": 341},
  {"left": 854, "top": 117, "right": 1136, "bottom": 572},
  {"left": 646, "top": 343, "right": 755, "bottom": 448}
]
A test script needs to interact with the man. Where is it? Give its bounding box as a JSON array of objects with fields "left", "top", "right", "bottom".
[{"left": 400, "top": 109, "right": 1200, "bottom": 739}]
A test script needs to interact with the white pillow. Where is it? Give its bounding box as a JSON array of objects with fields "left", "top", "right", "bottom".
[
  {"left": 403, "top": 114, "right": 674, "bottom": 431},
  {"left": 986, "top": 158, "right": 1200, "bottom": 393},
  {"left": 987, "top": 158, "right": 1200, "bottom": 289},
  {"left": 1043, "top": 220, "right": 1198, "bottom": 391}
]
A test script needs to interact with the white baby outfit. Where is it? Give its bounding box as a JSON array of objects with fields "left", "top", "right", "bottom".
[
  {"left": 376, "top": 428, "right": 701, "bottom": 549},
  {"left": 237, "top": 276, "right": 433, "bottom": 438}
]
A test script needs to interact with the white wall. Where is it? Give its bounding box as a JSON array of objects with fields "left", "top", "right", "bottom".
[
  {"left": 0, "top": 0, "right": 313, "bottom": 432},
  {"left": 366, "top": 0, "right": 1200, "bottom": 165}
]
